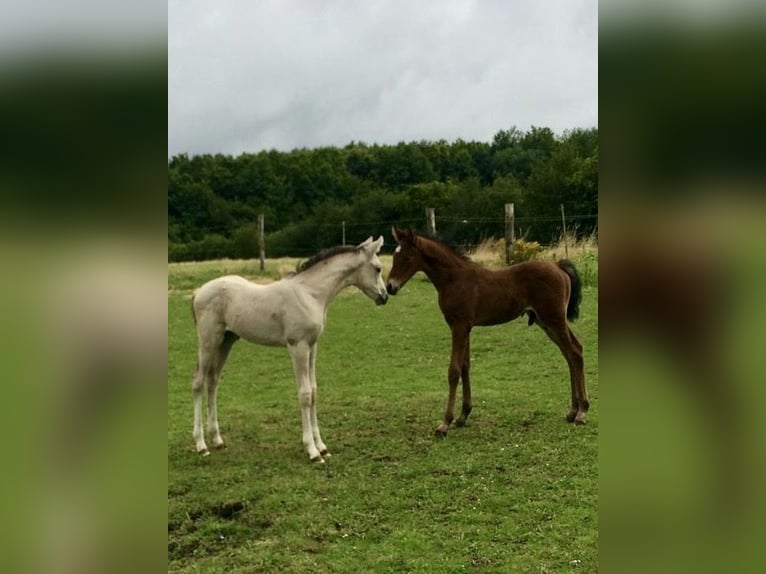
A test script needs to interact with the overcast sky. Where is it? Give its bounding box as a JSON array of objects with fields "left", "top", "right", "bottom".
[{"left": 168, "top": 0, "right": 597, "bottom": 157}]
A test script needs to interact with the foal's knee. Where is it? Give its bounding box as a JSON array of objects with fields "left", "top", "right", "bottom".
[
  {"left": 298, "top": 390, "right": 312, "bottom": 408},
  {"left": 192, "top": 371, "right": 205, "bottom": 394},
  {"left": 447, "top": 365, "right": 461, "bottom": 386}
]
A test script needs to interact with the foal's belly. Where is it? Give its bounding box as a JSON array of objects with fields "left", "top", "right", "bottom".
[
  {"left": 230, "top": 314, "right": 286, "bottom": 346},
  {"left": 474, "top": 309, "right": 523, "bottom": 327},
  {"left": 471, "top": 295, "right": 528, "bottom": 326},
  {"left": 229, "top": 311, "right": 323, "bottom": 347}
]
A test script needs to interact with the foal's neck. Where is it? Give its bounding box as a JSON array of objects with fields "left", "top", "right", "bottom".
[
  {"left": 294, "top": 256, "right": 357, "bottom": 307},
  {"left": 418, "top": 240, "right": 471, "bottom": 290}
]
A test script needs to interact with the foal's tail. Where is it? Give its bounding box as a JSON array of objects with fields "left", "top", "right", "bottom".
[
  {"left": 190, "top": 293, "right": 197, "bottom": 326},
  {"left": 557, "top": 259, "right": 582, "bottom": 322}
]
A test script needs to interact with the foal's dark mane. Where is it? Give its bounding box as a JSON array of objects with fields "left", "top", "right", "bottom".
[
  {"left": 296, "top": 245, "right": 359, "bottom": 274},
  {"left": 418, "top": 234, "right": 473, "bottom": 263}
]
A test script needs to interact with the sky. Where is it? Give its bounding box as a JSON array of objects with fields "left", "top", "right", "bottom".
[{"left": 168, "top": 0, "right": 597, "bottom": 157}]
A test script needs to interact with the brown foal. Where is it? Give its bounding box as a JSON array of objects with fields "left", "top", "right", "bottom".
[{"left": 386, "top": 227, "right": 588, "bottom": 436}]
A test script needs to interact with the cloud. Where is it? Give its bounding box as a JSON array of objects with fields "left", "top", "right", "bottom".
[{"left": 168, "top": 0, "right": 597, "bottom": 156}]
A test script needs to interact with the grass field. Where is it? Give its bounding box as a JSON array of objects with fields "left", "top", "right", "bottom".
[{"left": 168, "top": 256, "right": 598, "bottom": 573}]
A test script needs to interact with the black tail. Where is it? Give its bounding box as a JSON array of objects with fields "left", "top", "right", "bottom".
[{"left": 557, "top": 259, "right": 582, "bottom": 321}]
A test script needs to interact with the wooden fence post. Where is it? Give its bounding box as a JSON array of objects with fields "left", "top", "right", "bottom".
[
  {"left": 560, "top": 204, "right": 569, "bottom": 259},
  {"left": 504, "top": 203, "right": 515, "bottom": 265},
  {"left": 342, "top": 221, "right": 346, "bottom": 246},
  {"left": 258, "top": 213, "right": 265, "bottom": 271},
  {"left": 425, "top": 207, "right": 436, "bottom": 236}
]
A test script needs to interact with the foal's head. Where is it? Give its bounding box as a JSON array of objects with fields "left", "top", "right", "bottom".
[
  {"left": 386, "top": 227, "right": 423, "bottom": 295},
  {"left": 353, "top": 236, "right": 388, "bottom": 305}
]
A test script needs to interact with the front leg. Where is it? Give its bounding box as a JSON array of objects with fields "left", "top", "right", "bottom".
[
  {"left": 308, "top": 343, "right": 329, "bottom": 457},
  {"left": 455, "top": 336, "right": 472, "bottom": 427},
  {"left": 436, "top": 325, "right": 470, "bottom": 437},
  {"left": 287, "top": 341, "right": 323, "bottom": 462}
]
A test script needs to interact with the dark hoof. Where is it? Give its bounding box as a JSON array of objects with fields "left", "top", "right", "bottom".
[
  {"left": 574, "top": 415, "right": 587, "bottom": 426},
  {"left": 455, "top": 418, "right": 467, "bottom": 428},
  {"left": 320, "top": 449, "right": 331, "bottom": 458},
  {"left": 565, "top": 410, "right": 577, "bottom": 423},
  {"left": 434, "top": 428, "right": 448, "bottom": 438}
]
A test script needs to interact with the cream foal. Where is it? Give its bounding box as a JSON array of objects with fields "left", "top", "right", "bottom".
[{"left": 191, "top": 236, "right": 388, "bottom": 462}]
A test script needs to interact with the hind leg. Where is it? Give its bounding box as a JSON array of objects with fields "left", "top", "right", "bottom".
[
  {"left": 192, "top": 361, "right": 210, "bottom": 454},
  {"left": 207, "top": 331, "right": 239, "bottom": 449},
  {"left": 192, "top": 352, "right": 218, "bottom": 454},
  {"left": 568, "top": 327, "right": 589, "bottom": 423},
  {"left": 192, "top": 322, "right": 229, "bottom": 455},
  {"left": 564, "top": 329, "right": 580, "bottom": 423},
  {"left": 538, "top": 315, "right": 586, "bottom": 424}
]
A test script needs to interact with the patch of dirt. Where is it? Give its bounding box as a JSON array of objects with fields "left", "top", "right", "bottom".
[{"left": 212, "top": 500, "right": 245, "bottom": 518}]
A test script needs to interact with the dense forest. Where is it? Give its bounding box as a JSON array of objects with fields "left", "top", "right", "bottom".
[{"left": 168, "top": 126, "right": 597, "bottom": 261}]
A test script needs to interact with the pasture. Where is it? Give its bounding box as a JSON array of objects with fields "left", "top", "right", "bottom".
[{"left": 168, "top": 255, "right": 598, "bottom": 573}]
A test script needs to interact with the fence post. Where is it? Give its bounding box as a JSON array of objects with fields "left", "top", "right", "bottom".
[
  {"left": 425, "top": 207, "right": 436, "bottom": 236},
  {"left": 258, "top": 213, "right": 265, "bottom": 271},
  {"left": 560, "top": 204, "right": 569, "bottom": 259},
  {"left": 504, "top": 203, "right": 515, "bottom": 265},
  {"left": 342, "top": 221, "right": 346, "bottom": 246}
]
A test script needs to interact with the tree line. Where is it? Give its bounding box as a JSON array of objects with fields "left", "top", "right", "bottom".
[{"left": 168, "top": 126, "right": 597, "bottom": 261}]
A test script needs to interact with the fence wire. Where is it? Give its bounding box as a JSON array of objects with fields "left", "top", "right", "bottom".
[{"left": 169, "top": 212, "right": 597, "bottom": 261}]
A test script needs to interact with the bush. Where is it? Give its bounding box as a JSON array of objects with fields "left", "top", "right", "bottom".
[
  {"left": 574, "top": 250, "right": 598, "bottom": 289},
  {"left": 176, "top": 234, "right": 232, "bottom": 261},
  {"left": 231, "top": 224, "right": 260, "bottom": 260},
  {"left": 168, "top": 242, "right": 188, "bottom": 262},
  {"left": 512, "top": 238, "right": 543, "bottom": 262}
]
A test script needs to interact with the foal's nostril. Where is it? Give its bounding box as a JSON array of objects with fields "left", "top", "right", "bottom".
[{"left": 386, "top": 283, "right": 398, "bottom": 295}]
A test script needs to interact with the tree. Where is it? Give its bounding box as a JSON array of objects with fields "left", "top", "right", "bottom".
[
  {"left": 523, "top": 139, "right": 597, "bottom": 242},
  {"left": 167, "top": 127, "right": 598, "bottom": 261}
]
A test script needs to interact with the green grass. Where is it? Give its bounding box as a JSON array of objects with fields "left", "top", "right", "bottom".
[{"left": 169, "top": 265, "right": 598, "bottom": 573}]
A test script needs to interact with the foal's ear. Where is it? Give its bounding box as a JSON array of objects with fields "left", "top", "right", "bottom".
[
  {"left": 372, "top": 235, "right": 384, "bottom": 254},
  {"left": 392, "top": 226, "right": 415, "bottom": 244},
  {"left": 359, "top": 236, "right": 374, "bottom": 250}
]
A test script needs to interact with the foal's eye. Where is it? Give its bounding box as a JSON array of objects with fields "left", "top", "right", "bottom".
[{"left": 374, "top": 266, "right": 382, "bottom": 273}]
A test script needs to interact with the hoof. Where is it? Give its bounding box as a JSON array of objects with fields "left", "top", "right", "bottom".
[
  {"left": 199, "top": 449, "right": 210, "bottom": 456},
  {"left": 320, "top": 449, "right": 331, "bottom": 458},
  {"left": 565, "top": 410, "right": 577, "bottom": 423},
  {"left": 212, "top": 441, "right": 226, "bottom": 450},
  {"left": 574, "top": 414, "right": 587, "bottom": 426},
  {"left": 434, "top": 428, "right": 448, "bottom": 438},
  {"left": 455, "top": 418, "right": 466, "bottom": 428},
  {"left": 310, "top": 455, "right": 325, "bottom": 464}
]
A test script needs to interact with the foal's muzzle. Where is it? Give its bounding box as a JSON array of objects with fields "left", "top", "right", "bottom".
[
  {"left": 376, "top": 292, "right": 389, "bottom": 306},
  {"left": 386, "top": 282, "right": 399, "bottom": 296}
]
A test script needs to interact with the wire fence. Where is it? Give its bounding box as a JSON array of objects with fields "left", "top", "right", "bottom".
[
  {"left": 169, "top": 208, "right": 598, "bottom": 261},
  {"left": 173, "top": 215, "right": 596, "bottom": 234}
]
